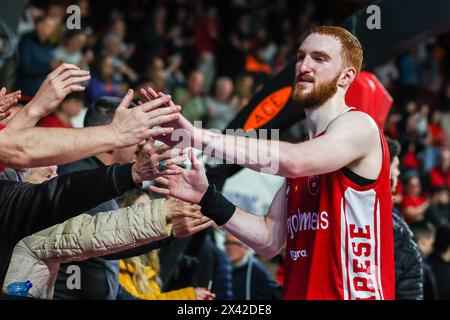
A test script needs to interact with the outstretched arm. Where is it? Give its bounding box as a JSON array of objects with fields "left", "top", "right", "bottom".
[
  {"left": 0, "top": 89, "right": 180, "bottom": 168},
  {"left": 150, "top": 149, "right": 287, "bottom": 258},
  {"left": 141, "top": 87, "right": 378, "bottom": 178},
  {"left": 224, "top": 183, "right": 287, "bottom": 258},
  {"left": 7, "top": 63, "right": 90, "bottom": 129}
]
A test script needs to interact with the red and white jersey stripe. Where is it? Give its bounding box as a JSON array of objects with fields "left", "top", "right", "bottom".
[{"left": 283, "top": 127, "right": 395, "bottom": 300}]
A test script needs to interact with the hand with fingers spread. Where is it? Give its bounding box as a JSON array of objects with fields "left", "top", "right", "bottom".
[
  {"left": 110, "top": 89, "right": 182, "bottom": 148},
  {"left": 0, "top": 88, "right": 21, "bottom": 121},
  {"left": 165, "top": 196, "right": 214, "bottom": 238},
  {"left": 27, "top": 63, "right": 91, "bottom": 119},
  {"left": 139, "top": 86, "right": 195, "bottom": 148},
  {"left": 131, "top": 138, "right": 186, "bottom": 185},
  {"left": 149, "top": 149, "right": 209, "bottom": 204}
]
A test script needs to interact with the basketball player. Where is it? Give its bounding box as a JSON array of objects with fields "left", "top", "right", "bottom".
[{"left": 148, "top": 26, "right": 394, "bottom": 300}]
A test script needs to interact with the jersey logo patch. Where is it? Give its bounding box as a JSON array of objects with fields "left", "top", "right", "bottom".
[{"left": 308, "top": 175, "right": 320, "bottom": 196}]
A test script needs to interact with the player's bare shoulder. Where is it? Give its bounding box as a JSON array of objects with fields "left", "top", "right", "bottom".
[{"left": 328, "top": 109, "right": 379, "bottom": 142}]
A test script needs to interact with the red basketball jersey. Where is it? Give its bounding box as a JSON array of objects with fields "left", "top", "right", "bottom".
[{"left": 283, "top": 126, "right": 395, "bottom": 300}]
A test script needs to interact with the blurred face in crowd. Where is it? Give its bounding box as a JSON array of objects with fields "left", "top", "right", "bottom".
[
  {"left": 66, "top": 33, "right": 87, "bottom": 53},
  {"left": 406, "top": 176, "right": 421, "bottom": 197},
  {"left": 433, "top": 189, "right": 449, "bottom": 205},
  {"left": 78, "top": 0, "right": 90, "bottom": 17},
  {"left": 225, "top": 233, "right": 248, "bottom": 265},
  {"left": 111, "top": 19, "right": 126, "bottom": 39},
  {"left": 101, "top": 56, "right": 115, "bottom": 81},
  {"left": 46, "top": 4, "right": 65, "bottom": 20},
  {"left": 104, "top": 36, "right": 122, "bottom": 57},
  {"left": 23, "top": 166, "right": 58, "bottom": 184},
  {"left": 36, "top": 17, "right": 59, "bottom": 41},
  {"left": 61, "top": 98, "right": 83, "bottom": 118},
  {"left": 440, "top": 149, "right": 450, "bottom": 172},
  {"left": 236, "top": 76, "right": 254, "bottom": 97},
  {"left": 215, "top": 78, "right": 233, "bottom": 102},
  {"left": 418, "top": 233, "right": 435, "bottom": 257},
  {"left": 292, "top": 33, "right": 343, "bottom": 109},
  {"left": 390, "top": 156, "right": 400, "bottom": 192},
  {"left": 419, "top": 103, "right": 430, "bottom": 117},
  {"left": 111, "top": 141, "right": 145, "bottom": 164},
  {"left": 431, "top": 110, "right": 442, "bottom": 124},
  {"left": 405, "top": 101, "right": 417, "bottom": 114},
  {"left": 187, "top": 71, "right": 204, "bottom": 96},
  {"left": 153, "top": 7, "right": 166, "bottom": 25}
]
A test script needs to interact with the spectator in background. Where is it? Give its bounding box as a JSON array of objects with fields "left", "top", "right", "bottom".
[
  {"left": 402, "top": 175, "right": 429, "bottom": 224},
  {"left": 421, "top": 43, "right": 445, "bottom": 104},
  {"left": 166, "top": 7, "right": 194, "bottom": 63},
  {"left": 424, "top": 110, "right": 448, "bottom": 172},
  {"left": 16, "top": 16, "right": 59, "bottom": 97},
  {"left": 53, "top": 29, "right": 93, "bottom": 71},
  {"left": 117, "top": 189, "right": 214, "bottom": 300},
  {"left": 102, "top": 34, "right": 138, "bottom": 83},
  {"left": 387, "top": 137, "right": 424, "bottom": 300},
  {"left": 415, "top": 103, "right": 430, "bottom": 138},
  {"left": 158, "top": 229, "right": 234, "bottom": 300},
  {"left": 173, "top": 70, "right": 206, "bottom": 123},
  {"left": 165, "top": 55, "right": 186, "bottom": 93},
  {"left": 230, "top": 74, "right": 254, "bottom": 112},
  {"left": 139, "top": 57, "right": 167, "bottom": 95},
  {"left": 398, "top": 50, "right": 422, "bottom": 104},
  {"left": 143, "top": 6, "right": 167, "bottom": 62},
  {"left": 194, "top": 4, "right": 220, "bottom": 92},
  {"left": 425, "top": 187, "right": 450, "bottom": 229},
  {"left": 204, "top": 77, "right": 236, "bottom": 131},
  {"left": 42, "top": 2, "right": 65, "bottom": 47},
  {"left": 399, "top": 114, "right": 425, "bottom": 173},
  {"left": 39, "top": 92, "right": 84, "bottom": 128},
  {"left": 428, "top": 225, "right": 450, "bottom": 299},
  {"left": 411, "top": 221, "right": 439, "bottom": 299},
  {"left": 428, "top": 145, "right": 450, "bottom": 191},
  {"left": 86, "top": 55, "right": 128, "bottom": 104},
  {"left": 107, "top": 16, "right": 135, "bottom": 62},
  {"left": 225, "top": 233, "right": 282, "bottom": 300}
]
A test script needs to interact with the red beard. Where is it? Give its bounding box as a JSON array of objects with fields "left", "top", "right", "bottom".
[{"left": 291, "top": 73, "right": 340, "bottom": 109}]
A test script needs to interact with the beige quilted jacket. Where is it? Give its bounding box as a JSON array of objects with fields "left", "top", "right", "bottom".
[{"left": 3, "top": 199, "right": 171, "bottom": 299}]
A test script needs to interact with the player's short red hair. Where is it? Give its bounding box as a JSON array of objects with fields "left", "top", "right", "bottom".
[{"left": 310, "top": 26, "right": 363, "bottom": 74}]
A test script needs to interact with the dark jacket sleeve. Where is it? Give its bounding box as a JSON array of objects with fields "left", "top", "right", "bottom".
[
  {"left": 393, "top": 211, "right": 424, "bottom": 300},
  {"left": 102, "top": 236, "right": 175, "bottom": 260},
  {"left": 0, "top": 164, "right": 135, "bottom": 248},
  {"left": 212, "top": 245, "right": 234, "bottom": 300}
]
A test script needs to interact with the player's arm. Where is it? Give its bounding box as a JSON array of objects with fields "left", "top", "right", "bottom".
[
  {"left": 195, "top": 111, "right": 379, "bottom": 178},
  {"left": 150, "top": 150, "right": 288, "bottom": 258},
  {"left": 223, "top": 182, "right": 288, "bottom": 258}
]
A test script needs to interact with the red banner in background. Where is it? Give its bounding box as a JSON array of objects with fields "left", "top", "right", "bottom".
[{"left": 345, "top": 71, "right": 393, "bottom": 128}]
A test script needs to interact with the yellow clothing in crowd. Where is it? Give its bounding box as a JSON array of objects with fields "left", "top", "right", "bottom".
[{"left": 119, "top": 260, "right": 196, "bottom": 300}]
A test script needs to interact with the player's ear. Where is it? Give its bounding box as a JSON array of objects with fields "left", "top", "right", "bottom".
[{"left": 338, "top": 66, "right": 357, "bottom": 88}]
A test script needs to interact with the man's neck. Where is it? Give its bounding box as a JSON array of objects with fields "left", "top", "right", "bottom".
[{"left": 304, "top": 92, "right": 350, "bottom": 138}]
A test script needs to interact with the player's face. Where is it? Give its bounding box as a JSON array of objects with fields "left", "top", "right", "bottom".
[{"left": 292, "top": 33, "right": 344, "bottom": 108}]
